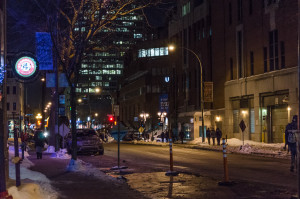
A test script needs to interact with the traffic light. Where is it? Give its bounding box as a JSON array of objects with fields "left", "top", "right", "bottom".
[{"left": 108, "top": 115, "right": 115, "bottom": 123}]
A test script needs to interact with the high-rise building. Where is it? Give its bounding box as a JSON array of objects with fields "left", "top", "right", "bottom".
[{"left": 75, "top": 10, "right": 147, "bottom": 123}]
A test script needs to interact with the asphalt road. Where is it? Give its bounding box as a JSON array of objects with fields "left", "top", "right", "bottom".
[{"left": 78, "top": 142, "right": 297, "bottom": 198}]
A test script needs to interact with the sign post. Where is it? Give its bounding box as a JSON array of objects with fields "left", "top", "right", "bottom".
[
  {"left": 59, "top": 124, "right": 70, "bottom": 148},
  {"left": 239, "top": 120, "right": 246, "bottom": 145},
  {"left": 110, "top": 123, "right": 128, "bottom": 170}
]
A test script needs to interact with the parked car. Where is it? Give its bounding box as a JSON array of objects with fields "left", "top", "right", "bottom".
[{"left": 66, "top": 129, "right": 104, "bottom": 155}]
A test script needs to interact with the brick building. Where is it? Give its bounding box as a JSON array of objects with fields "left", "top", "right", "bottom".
[{"left": 167, "top": 0, "right": 298, "bottom": 143}]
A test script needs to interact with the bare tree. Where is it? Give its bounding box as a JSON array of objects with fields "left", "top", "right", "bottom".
[{"left": 32, "top": 0, "right": 160, "bottom": 160}]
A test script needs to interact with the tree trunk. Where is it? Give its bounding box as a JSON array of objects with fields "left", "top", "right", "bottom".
[{"left": 70, "top": 85, "right": 77, "bottom": 160}]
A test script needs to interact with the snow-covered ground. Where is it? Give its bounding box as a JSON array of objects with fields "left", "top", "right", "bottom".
[
  {"left": 7, "top": 146, "right": 58, "bottom": 199},
  {"left": 6, "top": 144, "right": 120, "bottom": 199},
  {"left": 5, "top": 137, "right": 289, "bottom": 198},
  {"left": 188, "top": 137, "right": 288, "bottom": 158}
]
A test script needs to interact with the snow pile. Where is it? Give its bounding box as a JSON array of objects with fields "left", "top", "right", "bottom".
[
  {"left": 8, "top": 146, "right": 29, "bottom": 157},
  {"left": 45, "top": 146, "right": 56, "bottom": 153},
  {"left": 56, "top": 149, "right": 70, "bottom": 159},
  {"left": 49, "top": 148, "right": 71, "bottom": 159},
  {"left": 8, "top": 146, "right": 33, "bottom": 168},
  {"left": 107, "top": 135, "right": 115, "bottom": 143},
  {"left": 238, "top": 144, "right": 252, "bottom": 154},
  {"left": 8, "top": 145, "right": 58, "bottom": 199},
  {"left": 66, "top": 159, "right": 121, "bottom": 184},
  {"left": 187, "top": 137, "right": 287, "bottom": 158},
  {"left": 67, "top": 159, "right": 88, "bottom": 172},
  {"left": 8, "top": 183, "right": 57, "bottom": 199}
]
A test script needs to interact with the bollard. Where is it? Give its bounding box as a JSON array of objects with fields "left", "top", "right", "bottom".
[
  {"left": 165, "top": 130, "right": 179, "bottom": 176},
  {"left": 222, "top": 138, "right": 229, "bottom": 182},
  {"left": 218, "top": 138, "right": 234, "bottom": 186}
]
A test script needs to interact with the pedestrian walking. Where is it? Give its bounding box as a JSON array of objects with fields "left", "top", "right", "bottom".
[
  {"left": 34, "top": 130, "right": 47, "bottom": 159},
  {"left": 206, "top": 128, "right": 211, "bottom": 145},
  {"left": 161, "top": 131, "right": 165, "bottom": 143},
  {"left": 179, "top": 131, "right": 185, "bottom": 144},
  {"left": 216, "top": 128, "right": 222, "bottom": 145},
  {"left": 211, "top": 128, "right": 216, "bottom": 145},
  {"left": 286, "top": 115, "right": 298, "bottom": 172}
]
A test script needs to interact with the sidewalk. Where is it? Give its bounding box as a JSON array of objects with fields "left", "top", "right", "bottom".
[{"left": 26, "top": 150, "right": 148, "bottom": 199}]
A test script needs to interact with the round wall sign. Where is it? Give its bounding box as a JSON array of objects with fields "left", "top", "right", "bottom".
[
  {"left": 15, "top": 56, "right": 37, "bottom": 78},
  {"left": 12, "top": 53, "right": 39, "bottom": 82}
]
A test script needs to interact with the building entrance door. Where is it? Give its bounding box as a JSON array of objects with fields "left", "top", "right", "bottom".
[{"left": 266, "top": 105, "right": 288, "bottom": 143}]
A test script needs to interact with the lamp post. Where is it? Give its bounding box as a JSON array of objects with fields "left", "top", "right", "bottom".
[
  {"left": 41, "top": 76, "right": 46, "bottom": 131},
  {"left": 169, "top": 45, "right": 205, "bottom": 143},
  {"left": 140, "top": 112, "right": 149, "bottom": 139},
  {"left": 157, "top": 111, "right": 167, "bottom": 133}
]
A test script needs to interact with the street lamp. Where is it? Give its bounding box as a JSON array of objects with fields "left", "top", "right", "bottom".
[
  {"left": 140, "top": 112, "right": 149, "bottom": 121},
  {"left": 157, "top": 111, "right": 167, "bottom": 132},
  {"left": 168, "top": 45, "right": 205, "bottom": 143},
  {"left": 139, "top": 112, "right": 149, "bottom": 138}
]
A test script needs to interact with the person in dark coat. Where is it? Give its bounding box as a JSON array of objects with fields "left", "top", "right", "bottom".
[
  {"left": 161, "top": 131, "right": 165, "bottom": 143},
  {"left": 179, "top": 131, "right": 185, "bottom": 144},
  {"left": 210, "top": 128, "right": 216, "bottom": 145},
  {"left": 34, "top": 130, "right": 47, "bottom": 159},
  {"left": 165, "top": 130, "right": 170, "bottom": 142},
  {"left": 286, "top": 115, "right": 298, "bottom": 172},
  {"left": 206, "top": 128, "right": 211, "bottom": 145},
  {"left": 216, "top": 128, "right": 222, "bottom": 145}
]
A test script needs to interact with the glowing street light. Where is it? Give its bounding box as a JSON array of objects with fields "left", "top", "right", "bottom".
[
  {"left": 140, "top": 112, "right": 149, "bottom": 121},
  {"left": 95, "top": 88, "right": 101, "bottom": 93},
  {"left": 169, "top": 44, "right": 205, "bottom": 143},
  {"left": 36, "top": 113, "right": 42, "bottom": 119}
]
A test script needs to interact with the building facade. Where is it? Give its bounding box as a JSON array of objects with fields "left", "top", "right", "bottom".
[
  {"left": 167, "top": 0, "right": 298, "bottom": 143},
  {"left": 120, "top": 37, "right": 172, "bottom": 134},
  {"left": 6, "top": 57, "right": 24, "bottom": 137},
  {"left": 223, "top": 0, "right": 298, "bottom": 143}
]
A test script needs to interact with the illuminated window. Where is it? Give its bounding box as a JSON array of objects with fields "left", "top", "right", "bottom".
[
  {"left": 138, "top": 47, "right": 169, "bottom": 58},
  {"left": 134, "top": 34, "right": 143, "bottom": 38},
  {"left": 154, "top": 48, "right": 160, "bottom": 56},
  {"left": 182, "top": 2, "right": 190, "bottom": 17},
  {"left": 116, "top": 64, "right": 123, "bottom": 68}
]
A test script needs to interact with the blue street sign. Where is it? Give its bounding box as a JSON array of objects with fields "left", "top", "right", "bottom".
[{"left": 110, "top": 131, "right": 128, "bottom": 141}]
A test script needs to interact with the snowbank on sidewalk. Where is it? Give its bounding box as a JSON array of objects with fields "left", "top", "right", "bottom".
[
  {"left": 188, "top": 137, "right": 288, "bottom": 158},
  {"left": 66, "top": 158, "right": 122, "bottom": 184},
  {"left": 7, "top": 145, "right": 58, "bottom": 199}
]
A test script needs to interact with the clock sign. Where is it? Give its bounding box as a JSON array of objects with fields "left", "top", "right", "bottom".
[
  {"left": 15, "top": 57, "right": 37, "bottom": 77},
  {"left": 12, "top": 53, "right": 39, "bottom": 82}
]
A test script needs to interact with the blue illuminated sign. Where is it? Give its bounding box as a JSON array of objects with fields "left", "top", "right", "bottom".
[{"left": 36, "top": 32, "right": 53, "bottom": 70}]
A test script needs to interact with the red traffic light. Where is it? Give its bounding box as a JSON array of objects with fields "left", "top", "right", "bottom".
[{"left": 108, "top": 116, "right": 114, "bottom": 122}]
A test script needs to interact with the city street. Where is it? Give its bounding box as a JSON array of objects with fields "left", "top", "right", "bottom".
[{"left": 76, "top": 142, "right": 297, "bottom": 198}]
